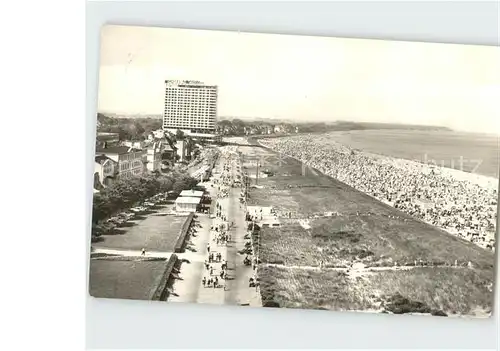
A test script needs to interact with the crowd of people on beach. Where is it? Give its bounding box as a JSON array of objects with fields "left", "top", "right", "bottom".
[{"left": 260, "top": 135, "right": 497, "bottom": 251}]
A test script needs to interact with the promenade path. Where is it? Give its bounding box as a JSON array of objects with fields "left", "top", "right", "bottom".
[{"left": 169, "top": 146, "right": 262, "bottom": 307}]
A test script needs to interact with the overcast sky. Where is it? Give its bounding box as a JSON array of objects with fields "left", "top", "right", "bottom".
[{"left": 98, "top": 25, "right": 500, "bottom": 134}]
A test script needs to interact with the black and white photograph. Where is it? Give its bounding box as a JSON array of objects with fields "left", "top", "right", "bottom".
[{"left": 89, "top": 24, "right": 499, "bottom": 318}]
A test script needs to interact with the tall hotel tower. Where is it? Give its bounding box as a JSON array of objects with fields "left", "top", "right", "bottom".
[{"left": 163, "top": 80, "right": 218, "bottom": 137}]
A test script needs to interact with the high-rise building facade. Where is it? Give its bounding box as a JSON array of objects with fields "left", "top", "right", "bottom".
[{"left": 163, "top": 80, "right": 218, "bottom": 136}]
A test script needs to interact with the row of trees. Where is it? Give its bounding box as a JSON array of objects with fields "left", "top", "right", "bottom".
[
  {"left": 92, "top": 172, "right": 198, "bottom": 224},
  {"left": 97, "top": 113, "right": 163, "bottom": 141}
]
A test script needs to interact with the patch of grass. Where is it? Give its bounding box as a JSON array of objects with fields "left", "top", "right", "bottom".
[
  {"left": 249, "top": 178, "right": 396, "bottom": 216},
  {"left": 370, "top": 268, "right": 493, "bottom": 316},
  {"left": 94, "top": 214, "right": 186, "bottom": 252},
  {"left": 258, "top": 266, "right": 359, "bottom": 311},
  {"left": 257, "top": 266, "right": 493, "bottom": 316},
  {"left": 90, "top": 252, "right": 121, "bottom": 259},
  {"left": 257, "top": 215, "right": 494, "bottom": 269},
  {"left": 89, "top": 260, "right": 167, "bottom": 300}
]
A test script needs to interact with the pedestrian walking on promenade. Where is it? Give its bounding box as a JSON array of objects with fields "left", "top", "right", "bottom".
[
  {"left": 141, "top": 248, "right": 146, "bottom": 256},
  {"left": 207, "top": 244, "right": 211, "bottom": 253},
  {"left": 210, "top": 267, "right": 214, "bottom": 276},
  {"left": 202, "top": 276, "right": 206, "bottom": 287}
]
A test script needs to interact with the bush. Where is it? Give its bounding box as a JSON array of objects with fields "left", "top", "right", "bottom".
[
  {"left": 263, "top": 300, "right": 280, "bottom": 308},
  {"left": 384, "top": 293, "right": 433, "bottom": 314},
  {"left": 431, "top": 309, "right": 448, "bottom": 317},
  {"left": 92, "top": 222, "right": 115, "bottom": 236}
]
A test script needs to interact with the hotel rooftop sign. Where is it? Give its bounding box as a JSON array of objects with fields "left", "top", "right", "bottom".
[{"left": 165, "top": 80, "right": 206, "bottom": 87}]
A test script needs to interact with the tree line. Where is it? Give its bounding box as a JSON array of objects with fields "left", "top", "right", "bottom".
[
  {"left": 97, "top": 113, "right": 163, "bottom": 141},
  {"left": 92, "top": 171, "right": 198, "bottom": 225}
]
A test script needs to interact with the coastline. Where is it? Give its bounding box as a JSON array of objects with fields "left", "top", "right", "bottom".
[
  {"left": 256, "top": 137, "right": 497, "bottom": 249},
  {"left": 257, "top": 137, "right": 499, "bottom": 191},
  {"left": 362, "top": 149, "right": 499, "bottom": 191}
]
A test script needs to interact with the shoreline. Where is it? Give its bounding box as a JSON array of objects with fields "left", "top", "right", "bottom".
[
  {"left": 362, "top": 149, "right": 499, "bottom": 191},
  {"left": 257, "top": 136, "right": 499, "bottom": 190},
  {"left": 251, "top": 132, "right": 498, "bottom": 182},
  {"left": 256, "top": 137, "right": 497, "bottom": 249}
]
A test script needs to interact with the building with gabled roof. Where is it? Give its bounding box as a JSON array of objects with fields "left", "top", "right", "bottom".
[
  {"left": 95, "top": 146, "right": 145, "bottom": 179},
  {"left": 94, "top": 155, "right": 118, "bottom": 188}
]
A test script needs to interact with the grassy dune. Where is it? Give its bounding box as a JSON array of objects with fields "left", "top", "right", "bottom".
[
  {"left": 258, "top": 215, "right": 495, "bottom": 269},
  {"left": 249, "top": 183, "right": 396, "bottom": 216},
  {"left": 259, "top": 265, "right": 493, "bottom": 316}
]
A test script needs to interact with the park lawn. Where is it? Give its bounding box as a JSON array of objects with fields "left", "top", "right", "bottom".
[
  {"left": 258, "top": 265, "right": 494, "bottom": 316},
  {"left": 257, "top": 215, "right": 495, "bottom": 269},
  {"left": 89, "top": 259, "right": 168, "bottom": 300},
  {"left": 94, "top": 214, "right": 186, "bottom": 252}
]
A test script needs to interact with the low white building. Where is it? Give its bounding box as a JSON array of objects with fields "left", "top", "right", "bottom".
[
  {"left": 175, "top": 196, "right": 201, "bottom": 212},
  {"left": 179, "top": 190, "right": 204, "bottom": 198}
]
